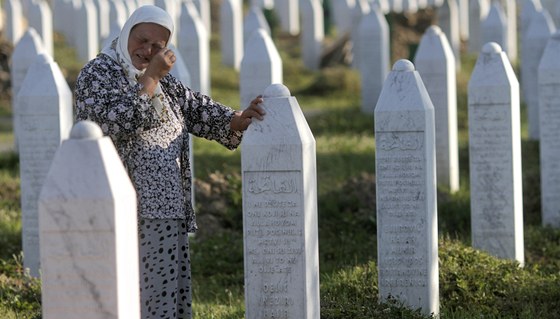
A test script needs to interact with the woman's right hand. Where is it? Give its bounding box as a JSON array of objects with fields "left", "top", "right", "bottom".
[{"left": 138, "top": 48, "right": 176, "bottom": 97}]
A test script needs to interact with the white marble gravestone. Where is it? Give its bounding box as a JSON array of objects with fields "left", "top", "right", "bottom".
[
  {"left": 351, "top": 0, "right": 370, "bottom": 69},
  {"left": 538, "top": 31, "right": 560, "bottom": 228},
  {"left": 481, "top": 2, "right": 508, "bottom": 60},
  {"left": 76, "top": 0, "right": 99, "bottom": 62},
  {"left": 521, "top": 0, "right": 542, "bottom": 35},
  {"left": 4, "top": 0, "right": 24, "bottom": 45},
  {"left": 28, "top": 0, "right": 54, "bottom": 57},
  {"left": 11, "top": 28, "right": 46, "bottom": 152},
  {"left": 39, "top": 121, "right": 140, "bottom": 319},
  {"left": 243, "top": 6, "right": 271, "bottom": 45},
  {"left": 179, "top": 1, "right": 210, "bottom": 95},
  {"left": 390, "top": 0, "right": 403, "bottom": 13},
  {"left": 414, "top": 25, "right": 459, "bottom": 192},
  {"left": 458, "top": 0, "right": 469, "bottom": 40},
  {"left": 275, "top": 0, "right": 299, "bottom": 35},
  {"left": 17, "top": 53, "right": 73, "bottom": 277},
  {"left": 375, "top": 59, "right": 439, "bottom": 316},
  {"left": 241, "top": 83, "right": 320, "bottom": 319},
  {"left": 92, "top": 0, "right": 110, "bottom": 47},
  {"left": 503, "top": 0, "right": 518, "bottom": 62},
  {"left": 358, "top": 5, "right": 389, "bottom": 114},
  {"left": 402, "top": 0, "right": 418, "bottom": 13},
  {"left": 192, "top": 0, "right": 211, "bottom": 39},
  {"left": 300, "top": 0, "right": 324, "bottom": 70},
  {"left": 220, "top": 0, "right": 243, "bottom": 70},
  {"left": 522, "top": 9, "right": 556, "bottom": 141},
  {"left": 438, "top": 0, "right": 461, "bottom": 71},
  {"left": 239, "top": 29, "right": 283, "bottom": 108},
  {"left": 332, "top": 0, "right": 354, "bottom": 35},
  {"left": 468, "top": 42, "right": 524, "bottom": 265},
  {"left": 468, "top": 0, "right": 489, "bottom": 53}
]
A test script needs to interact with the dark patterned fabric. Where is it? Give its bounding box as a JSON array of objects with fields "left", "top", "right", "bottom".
[
  {"left": 74, "top": 53, "right": 243, "bottom": 231},
  {"left": 138, "top": 218, "right": 192, "bottom": 319}
]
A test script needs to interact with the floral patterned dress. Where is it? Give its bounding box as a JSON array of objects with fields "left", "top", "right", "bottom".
[{"left": 74, "top": 52, "right": 243, "bottom": 319}]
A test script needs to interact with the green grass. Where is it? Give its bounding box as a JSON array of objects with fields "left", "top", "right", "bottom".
[{"left": 2, "top": 8, "right": 560, "bottom": 319}]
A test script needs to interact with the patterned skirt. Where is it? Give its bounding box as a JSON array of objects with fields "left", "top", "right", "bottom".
[{"left": 138, "top": 218, "right": 192, "bottom": 319}]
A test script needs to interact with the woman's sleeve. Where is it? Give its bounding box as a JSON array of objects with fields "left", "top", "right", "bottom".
[
  {"left": 172, "top": 77, "right": 243, "bottom": 150},
  {"left": 74, "top": 57, "right": 163, "bottom": 140}
]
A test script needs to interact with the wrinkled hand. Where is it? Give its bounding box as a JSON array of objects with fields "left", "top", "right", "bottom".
[
  {"left": 145, "top": 47, "right": 176, "bottom": 80},
  {"left": 230, "top": 96, "right": 265, "bottom": 131}
]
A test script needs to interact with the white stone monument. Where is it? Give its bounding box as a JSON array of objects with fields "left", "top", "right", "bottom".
[
  {"left": 438, "top": 0, "right": 461, "bottom": 70},
  {"left": 4, "top": 0, "right": 24, "bottom": 45},
  {"left": 17, "top": 53, "right": 74, "bottom": 277},
  {"left": 240, "top": 29, "right": 283, "bottom": 108},
  {"left": 76, "top": 0, "right": 99, "bottom": 62},
  {"left": 481, "top": 2, "right": 508, "bottom": 60},
  {"left": 351, "top": 0, "right": 370, "bottom": 69},
  {"left": 522, "top": 9, "right": 556, "bottom": 141},
  {"left": 358, "top": 5, "right": 389, "bottom": 114},
  {"left": 468, "top": 0, "right": 489, "bottom": 53},
  {"left": 39, "top": 121, "right": 140, "bottom": 319},
  {"left": 241, "top": 83, "right": 320, "bottom": 319},
  {"left": 332, "top": 0, "right": 354, "bottom": 35},
  {"left": 468, "top": 42, "right": 524, "bottom": 265},
  {"left": 243, "top": 6, "right": 271, "bottom": 45},
  {"left": 193, "top": 0, "right": 211, "bottom": 39},
  {"left": 275, "top": 0, "right": 299, "bottom": 35},
  {"left": 375, "top": 59, "right": 439, "bottom": 316},
  {"left": 179, "top": 1, "right": 210, "bottom": 95},
  {"left": 300, "top": 0, "right": 324, "bottom": 70},
  {"left": 402, "top": 0, "right": 418, "bottom": 13},
  {"left": 503, "top": 0, "right": 518, "bottom": 62},
  {"left": 538, "top": 31, "right": 560, "bottom": 228},
  {"left": 220, "top": 0, "right": 243, "bottom": 70},
  {"left": 521, "top": 0, "right": 542, "bottom": 35},
  {"left": 28, "top": 0, "right": 54, "bottom": 57},
  {"left": 414, "top": 25, "right": 459, "bottom": 192},
  {"left": 93, "top": 0, "right": 111, "bottom": 47},
  {"left": 458, "top": 0, "right": 469, "bottom": 40}
]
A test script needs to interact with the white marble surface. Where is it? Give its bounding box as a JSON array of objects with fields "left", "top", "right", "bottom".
[
  {"left": 220, "top": 0, "right": 243, "bottom": 70},
  {"left": 468, "top": 0, "right": 490, "bottom": 53},
  {"left": 241, "top": 84, "right": 320, "bottom": 319},
  {"left": 300, "top": 0, "right": 324, "bottom": 70},
  {"left": 482, "top": 2, "right": 508, "bottom": 61}
]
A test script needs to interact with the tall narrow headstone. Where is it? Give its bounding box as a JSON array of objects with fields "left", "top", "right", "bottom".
[
  {"left": 468, "top": 42, "right": 524, "bottom": 265},
  {"left": 358, "top": 5, "right": 389, "bottom": 114},
  {"left": 239, "top": 29, "right": 283, "bottom": 108},
  {"left": 402, "top": 0, "right": 418, "bottom": 13},
  {"left": 28, "top": 0, "right": 54, "bottom": 57},
  {"left": 331, "top": 0, "right": 354, "bottom": 35},
  {"left": 414, "top": 26, "right": 459, "bottom": 192},
  {"left": 300, "top": 0, "right": 324, "bottom": 70},
  {"left": 192, "top": 0, "right": 211, "bottom": 38},
  {"left": 154, "top": 0, "right": 178, "bottom": 45},
  {"left": 538, "top": 31, "right": 560, "bottom": 228},
  {"left": 521, "top": 0, "right": 542, "bottom": 36},
  {"left": 243, "top": 6, "right": 271, "bottom": 45},
  {"left": 468, "top": 0, "right": 489, "bottom": 53},
  {"left": 481, "top": 2, "right": 508, "bottom": 59},
  {"left": 39, "top": 121, "right": 140, "bottom": 319},
  {"left": 390, "top": 0, "right": 403, "bottom": 13},
  {"left": 351, "top": 0, "right": 370, "bottom": 69},
  {"left": 93, "top": 0, "right": 110, "bottom": 47},
  {"left": 503, "top": 0, "right": 518, "bottom": 62},
  {"left": 241, "top": 83, "right": 320, "bottom": 319},
  {"left": 4, "top": 0, "right": 24, "bottom": 45},
  {"left": 438, "top": 0, "right": 461, "bottom": 70},
  {"left": 17, "top": 53, "right": 74, "bottom": 277},
  {"left": 107, "top": 0, "right": 127, "bottom": 42},
  {"left": 521, "top": 9, "right": 556, "bottom": 140},
  {"left": 179, "top": 1, "right": 210, "bottom": 95},
  {"left": 275, "top": 0, "right": 299, "bottom": 35},
  {"left": 76, "top": 0, "right": 99, "bottom": 62},
  {"left": 220, "top": 0, "right": 243, "bottom": 70},
  {"left": 458, "top": 0, "right": 469, "bottom": 40},
  {"left": 375, "top": 59, "right": 439, "bottom": 316}
]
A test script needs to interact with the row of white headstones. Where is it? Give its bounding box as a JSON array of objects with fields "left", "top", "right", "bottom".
[{"left": 6, "top": 0, "right": 560, "bottom": 318}]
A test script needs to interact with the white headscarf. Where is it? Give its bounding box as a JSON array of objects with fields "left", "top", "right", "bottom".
[{"left": 101, "top": 5, "right": 174, "bottom": 116}]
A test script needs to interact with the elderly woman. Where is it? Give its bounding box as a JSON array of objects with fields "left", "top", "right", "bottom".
[{"left": 74, "top": 5, "right": 264, "bottom": 319}]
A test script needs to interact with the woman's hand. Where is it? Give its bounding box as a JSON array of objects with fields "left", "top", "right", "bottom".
[
  {"left": 230, "top": 96, "right": 265, "bottom": 131},
  {"left": 138, "top": 48, "right": 176, "bottom": 97}
]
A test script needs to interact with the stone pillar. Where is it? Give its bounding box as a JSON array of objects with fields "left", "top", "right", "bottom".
[
  {"left": 242, "top": 83, "right": 320, "bottom": 319},
  {"left": 438, "top": 0, "right": 461, "bottom": 70},
  {"left": 17, "top": 53, "right": 74, "bottom": 277},
  {"left": 243, "top": 6, "right": 271, "bottom": 46},
  {"left": 4, "top": 0, "right": 24, "bottom": 45},
  {"left": 92, "top": 0, "right": 111, "bottom": 47},
  {"left": 275, "top": 0, "right": 299, "bottom": 35},
  {"left": 331, "top": 0, "right": 354, "bottom": 35},
  {"left": 468, "top": 42, "right": 524, "bottom": 265},
  {"left": 414, "top": 25, "right": 459, "bottom": 192},
  {"left": 39, "top": 121, "right": 140, "bottom": 319},
  {"left": 220, "top": 0, "right": 243, "bottom": 70},
  {"left": 481, "top": 2, "right": 508, "bottom": 60},
  {"left": 300, "top": 0, "right": 324, "bottom": 70},
  {"left": 358, "top": 5, "right": 389, "bottom": 114},
  {"left": 375, "top": 59, "right": 439, "bottom": 316},
  {"left": 76, "top": 0, "right": 99, "bottom": 62},
  {"left": 239, "top": 29, "right": 283, "bottom": 108},
  {"left": 28, "top": 0, "right": 54, "bottom": 57},
  {"left": 350, "top": 0, "right": 370, "bottom": 69},
  {"left": 468, "top": 0, "right": 490, "bottom": 53},
  {"left": 538, "top": 31, "right": 560, "bottom": 227}
]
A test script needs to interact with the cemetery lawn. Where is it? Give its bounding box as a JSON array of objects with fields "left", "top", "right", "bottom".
[{"left": 2, "top": 12, "right": 560, "bottom": 319}]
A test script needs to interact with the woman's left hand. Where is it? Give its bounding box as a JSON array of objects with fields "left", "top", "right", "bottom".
[{"left": 230, "top": 96, "right": 265, "bottom": 131}]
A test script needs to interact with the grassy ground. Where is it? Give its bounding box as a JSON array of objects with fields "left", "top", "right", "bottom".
[{"left": 1, "top": 7, "right": 560, "bottom": 319}]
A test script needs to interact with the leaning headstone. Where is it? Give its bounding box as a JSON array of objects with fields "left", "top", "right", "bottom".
[
  {"left": 468, "top": 0, "right": 489, "bottom": 53},
  {"left": 481, "top": 2, "right": 508, "bottom": 59},
  {"left": 375, "top": 59, "right": 439, "bottom": 316},
  {"left": 239, "top": 29, "right": 283, "bottom": 108},
  {"left": 179, "top": 1, "right": 210, "bottom": 95},
  {"left": 241, "top": 83, "right": 320, "bottom": 319},
  {"left": 275, "top": 0, "right": 299, "bottom": 35},
  {"left": 468, "top": 42, "right": 524, "bottom": 265},
  {"left": 28, "top": 0, "right": 54, "bottom": 57},
  {"left": 438, "top": 0, "right": 461, "bottom": 71},
  {"left": 220, "top": 0, "right": 243, "bottom": 70},
  {"left": 538, "top": 30, "right": 560, "bottom": 228},
  {"left": 4, "top": 0, "right": 24, "bottom": 45},
  {"left": 521, "top": 9, "right": 556, "bottom": 141},
  {"left": 243, "top": 6, "right": 271, "bottom": 46},
  {"left": 414, "top": 25, "right": 459, "bottom": 192},
  {"left": 358, "top": 5, "right": 389, "bottom": 114},
  {"left": 39, "top": 121, "right": 140, "bottom": 319},
  {"left": 17, "top": 53, "right": 74, "bottom": 277},
  {"left": 11, "top": 28, "right": 46, "bottom": 152},
  {"left": 300, "top": 0, "right": 324, "bottom": 70},
  {"left": 76, "top": 0, "right": 99, "bottom": 62}
]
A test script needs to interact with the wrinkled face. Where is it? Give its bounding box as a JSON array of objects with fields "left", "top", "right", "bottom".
[{"left": 128, "top": 22, "right": 170, "bottom": 70}]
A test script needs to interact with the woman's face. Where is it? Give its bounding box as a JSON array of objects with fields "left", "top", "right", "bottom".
[{"left": 128, "top": 22, "right": 170, "bottom": 70}]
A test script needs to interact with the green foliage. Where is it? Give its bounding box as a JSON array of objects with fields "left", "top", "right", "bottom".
[{"left": 0, "top": 255, "right": 41, "bottom": 319}]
